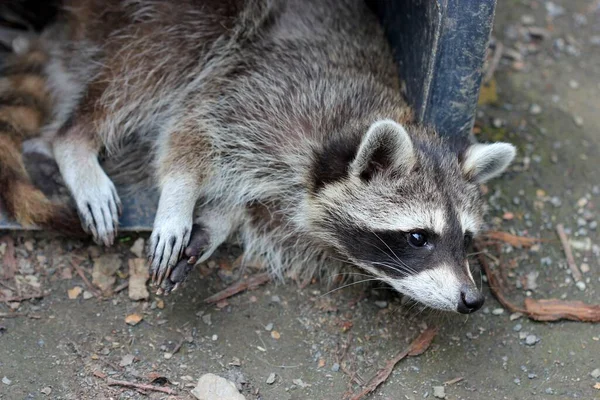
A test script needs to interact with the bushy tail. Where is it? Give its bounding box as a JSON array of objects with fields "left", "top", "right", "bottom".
[{"left": 0, "top": 39, "right": 85, "bottom": 236}]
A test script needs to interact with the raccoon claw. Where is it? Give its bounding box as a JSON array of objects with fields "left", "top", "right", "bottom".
[
  {"left": 148, "top": 218, "right": 200, "bottom": 286},
  {"left": 158, "top": 224, "right": 209, "bottom": 294},
  {"left": 75, "top": 177, "right": 121, "bottom": 247}
]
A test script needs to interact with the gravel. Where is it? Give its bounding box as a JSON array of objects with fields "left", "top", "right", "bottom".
[
  {"left": 433, "top": 385, "right": 446, "bottom": 399},
  {"left": 525, "top": 335, "right": 539, "bottom": 346}
]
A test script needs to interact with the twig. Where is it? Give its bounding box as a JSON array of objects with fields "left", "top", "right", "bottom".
[
  {"left": 349, "top": 327, "right": 437, "bottom": 400},
  {"left": 204, "top": 272, "right": 270, "bottom": 304},
  {"left": 171, "top": 336, "right": 186, "bottom": 355},
  {"left": 0, "top": 280, "right": 16, "bottom": 291},
  {"left": 473, "top": 242, "right": 526, "bottom": 314},
  {"left": 555, "top": 224, "right": 582, "bottom": 282},
  {"left": 113, "top": 282, "right": 129, "bottom": 293},
  {"left": 106, "top": 378, "right": 176, "bottom": 394},
  {"left": 444, "top": 377, "right": 465, "bottom": 386},
  {"left": 484, "top": 41, "right": 503, "bottom": 84},
  {"left": 0, "top": 292, "right": 46, "bottom": 303},
  {"left": 70, "top": 260, "right": 102, "bottom": 298},
  {"left": 0, "top": 312, "right": 24, "bottom": 318}
]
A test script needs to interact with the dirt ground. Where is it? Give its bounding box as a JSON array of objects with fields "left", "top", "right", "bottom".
[{"left": 1, "top": 1, "right": 599, "bottom": 399}]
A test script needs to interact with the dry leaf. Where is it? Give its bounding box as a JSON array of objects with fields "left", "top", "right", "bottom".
[
  {"left": 594, "top": 383, "right": 600, "bottom": 390},
  {"left": 92, "top": 254, "right": 122, "bottom": 294},
  {"left": 156, "top": 299, "right": 165, "bottom": 309},
  {"left": 271, "top": 330, "right": 280, "bottom": 340},
  {"left": 128, "top": 258, "right": 149, "bottom": 301},
  {"left": 477, "top": 78, "right": 498, "bottom": 105},
  {"left": 318, "top": 358, "right": 326, "bottom": 368},
  {"left": 67, "top": 286, "right": 83, "bottom": 300},
  {"left": 524, "top": 298, "right": 600, "bottom": 322},
  {"left": 125, "top": 313, "right": 143, "bottom": 326},
  {"left": 0, "top": 236, "right": 17, "bottom": 280}
]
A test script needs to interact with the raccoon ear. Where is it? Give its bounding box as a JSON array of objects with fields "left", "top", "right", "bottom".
[
  {"left": 461, "top": 143, "right": 516, "bottom": 183},
  {"left": 350, "top": 120, "right": 415, "bottom": 180}
]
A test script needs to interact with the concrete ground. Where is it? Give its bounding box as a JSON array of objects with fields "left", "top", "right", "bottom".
[{"left": 1, "top": 0, "right": 599, "bottom": 399}]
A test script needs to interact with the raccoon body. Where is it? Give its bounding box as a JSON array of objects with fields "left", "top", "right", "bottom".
[{"left": 0, "top": 0, "right": 515, "bottom": 313}]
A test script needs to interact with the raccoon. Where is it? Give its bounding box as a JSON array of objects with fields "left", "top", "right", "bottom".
[{"left": 0, "top": 0, "right": 515, "bottom": 313}]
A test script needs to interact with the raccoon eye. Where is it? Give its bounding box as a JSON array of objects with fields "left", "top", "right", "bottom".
[{"left": 407, "top": 231, "right": 428, "bottom": 248}]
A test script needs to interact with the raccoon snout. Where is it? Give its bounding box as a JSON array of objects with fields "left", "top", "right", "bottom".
[{"left": 457, "top": 285, "right": 485, "bottom": 314}]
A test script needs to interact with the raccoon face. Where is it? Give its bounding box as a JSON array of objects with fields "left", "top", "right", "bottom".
[{"left": 307, "top": 119, "right": 515, "bottom": 313}]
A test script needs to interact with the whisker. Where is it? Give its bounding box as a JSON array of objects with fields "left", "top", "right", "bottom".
[{"left": 319, "top": 278, "right": 382, "bottom": 298}]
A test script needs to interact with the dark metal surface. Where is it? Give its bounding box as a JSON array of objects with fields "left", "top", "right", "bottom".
[
  {"left": 367, "top": 0, "right": 496, "bottom": 139},
  {"left": 1, "top": 0, "right": 496, "bottom": 232}
]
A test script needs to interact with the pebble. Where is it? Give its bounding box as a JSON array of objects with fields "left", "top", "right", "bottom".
[
  {"left": 40, "top": 386, "right": 52, "bottom": 395},
  {"left": 266, "top": 373, "right": 276, "bottom": 384},
  {"left": 2, "top": 376, "right": 11, "bottom": 385},
  {"left": 525, "top": 335, "right": 538, "bottom": 346},
  {"left": 509, "top": 312, "right": 523, "bottom": 321},
  {"left": 568, "top": 80, "right": 579, "bottom": 89},
  {"left": 529, "top": 103, "right": 542, "bottom": 115},
  {"left": 212, "top": 334, "right": 218, "bottom": 341},
  {"left": 550, "top": 197, "right": 562, "bottom": 207},
  {"left": 202, "top": 314, "right": 212, "bottom": 326},
  {"left": 119, "top": 354, "right": 134, "bottom": 367},
  {"left": 331, "top": 363, "right": 340, "bottom": 372},
  {"left": 271, "top": 295, "right": 281, "bottom": 303},
  {"left": 514, "top": 378, "right": 521, "bottom": 385},
  {"left": 513, "top": 324, "right": 522, "bottom": 332},
  {"left": 374, "top": 301, "right": 388, "bottom": 309},
  {"left": 591, "top": 368, "right": 600, "bottom": 379},
  {"left": 573, "top": 115, "right": 584, "bottom": 127},
  {"left": 575, "top": 281, "right": 586, "bottom": 291},
  {"left": 264, "top": 322, "right": 274, "bottom": 331},
  {"left": 528, "top": 373, "right": 537, "bottom": 379},
  {"left": 580, "top": 263, "right": 590, "bottom": 273},
  {"left": 433, "top": 386, "right": 446, "bottom": 399},
  {"left": 191, "top": 374, "right": 246, "bottom": 400},
  {"left": 492, "top": 308, "right": 505, "bottom": 316}
]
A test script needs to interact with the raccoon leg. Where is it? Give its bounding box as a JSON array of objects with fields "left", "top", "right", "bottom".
[{"left": 53, "top": 123, "right": 122, "bottom": 246}]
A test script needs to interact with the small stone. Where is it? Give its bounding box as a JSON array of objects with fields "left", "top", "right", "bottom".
[
  {"left": 164, "top": 352, "right": 173, "bottom": 359},
  {"left": 191, "top": 373, "right": 246, "bottom": 400},
  {"left": 331, "top": 363, "right": 340, "bottom": 372},
  {"left": 526, "top": 271, "right": 539, "bottom": 291},
  {"left": 292, "top": 379, "right": 310, "bottom": 388},
  {"left": 589, "top": 221, "right": 597, "bottom": 230},
  {"left": 129, "top": 238, "right": 145, "bottom": 258},
  {"left": 529, "top": 103, "right": 542, "bottom": 115},
  {"left": 119, "top": 354, "right": 135, "bottom": 367},
  {"left": 590, "top": 368, "right": 600, "bottom": 379},
  {"left": 374, "top": 300, "right": 388, "bottom": 309},
  {"left": 573, "top": 115, "right": 584, "bottom": 127},
  {"left": 202, "top": 314, "right": 212, "bottom": 326},
  {"left": 568, "top": 80, "right": 580, "bottom": 89},
  {"left": 545, "top": 388, "right": 554, "bottom": 395},
  {"left": 520, "top": 15, "right": 535, "bottom": 25},
  {"left": 514, "top": 378, "right": 521, "bottom": 385},
  {"left": 492, "top": 308, "right": 505, "bottom": 315},
  {"left": 575, "top": 281, "right": 586, "bottom": 291},
  {"left": 492, "top": 118, "right": 504, "bottom": 128},
  {"left": 271, "top": 331, "right": 280, "bottom": 340},
  {"left": 525, "top": 334, "right": 538, "bottom": 346},
  {"left": 513, "top": 324, "right": 522, "bottom": 332},
  {"left": 212, "top": 334, "right": 218, "bottom": 341},
  {"left": 83, "top": 291, "right": 94, "bottom": 300},
  {"left": 528, "top": 373, "right": 537, "bottom": 379},
  {"left": 125, "top": 313, "right": 143, "bottom": 326},
  {"left": 40, "top": 387, "right": 52, "bottom": 395},
  {"left": 270, "top": 295, "right": 281, "bottom": 303},
  {"left": 550, "top": 197, "right": 562, "bottom": 207},
  {"left": 433, "top": 385, "right": 446, "bottom": 399},
  {"left": 24, "top": 240, "right": 34, "bottom": 252},
  {"left": 264, "top": 323, "right": 274, "bottom": 331},
  {"left": 580, "top": 263, "right": 590, "bottom": 273},
  {"left": 2, "top": 376, "right": 11, "bottom": 385},
  {"left": 128, "top": 258, "right": 150, "bottom": 301},
  {"left": 266, "top": 373, "right": 276, "bottom": 384},
  {"left": 509, "top": 312, "right": 523, "bottom": 321}
]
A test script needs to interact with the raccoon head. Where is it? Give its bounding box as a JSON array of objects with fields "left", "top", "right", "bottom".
[{"left": 307, "top": 119, "right": 516, "bottom": 313}]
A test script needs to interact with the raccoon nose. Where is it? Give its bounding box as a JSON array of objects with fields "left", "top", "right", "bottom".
[{"left": 457, "top": 285, "right": 484, "bottom": 314}]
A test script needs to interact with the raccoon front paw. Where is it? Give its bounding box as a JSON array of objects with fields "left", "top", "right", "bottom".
[
  {"left": 160, "top": 224, "right": 210, "bottom": 294},
  {"left": 148, "top": 218, "right": 193, "bottom": 287},
  {"left": 74, "top": 172, "right": 122, "bottom": 246}
]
